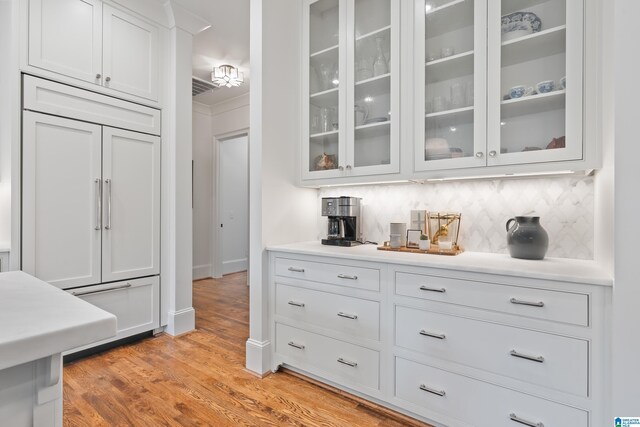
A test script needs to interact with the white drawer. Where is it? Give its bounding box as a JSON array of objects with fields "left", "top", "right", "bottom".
[
  {"left": 276, "top": 283, "right": 380, "bottom": 341},
  {"left": 396, "top": 306, "right": 588, "bottom": 396},
  {"left": 275, "top": 257, "right": 380, "bottom": 292},
  {"left": 395, "top": 357, "right": 588, "bottom": 427},
  {"left": 275, "top": 323, "right": 380, "bottom": 391},
  {"left": 395, "top": 272, "right": 589, "bottom": 326},
  {"left": 68, "top": 276, "right": 159, "bottom": 342},
  {"left": 23, "top": 75, "right": 161, "bottom": 136}
]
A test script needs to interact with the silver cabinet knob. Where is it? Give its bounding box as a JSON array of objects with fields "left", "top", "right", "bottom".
[
  {"left": 346, "top": 164, "right": 352, "bottom": 170},
  {"left": 475, "top": 152, "right": 484, "bottom": 158},
  {"left": 338, "top": 165, "right": 344, "bottom": 171},
  {"left": 95, "top": 73, "right": 101, "bottom": 80},
  {"left": 105, "top": 76, "right": 111, "bottom": 82},
  {"left": 489, "top": 150, "right": 497, "bottom": 157}
]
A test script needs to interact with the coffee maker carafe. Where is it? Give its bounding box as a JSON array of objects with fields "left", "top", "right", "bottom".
[{"left": 321, "top": 197, "right": 362, "bottom": 246}]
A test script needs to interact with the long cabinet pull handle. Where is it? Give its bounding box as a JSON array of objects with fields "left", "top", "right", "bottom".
[
  {"left": 288, "top": 267, "right": 305, "bottom": 273},
  {"left": 94, "top": 178, "right": 102, "bottom": 230},
  {"left": 510, "top": 298, "right": 544, "bottom": 307},
  {"left": 337, "top": 312, "right": 358, "bottom": 320},
  {"left": 419, "top": 384, "right": 446, "bottom": 397},
  {"left": 288, "top": 301, "right": 305, "bottom": 307},
  {"left": 71, "top": 283, "right": 132, "bottom": 297},
  {"left": 419, "top": 285, "right": 446, "bottom": 293},
  {"left": 337, "top": 274, "right": 358, "bottom": 280},
  {"left": 287, "top": 341, "right": 305, "bottom": 350},
  {"left": 510, "top": 350, "right": 544, "bottom": 363},
  {"left": 509, "top": 413, "right": 544, "bottom": 427},
  {"left": 104, "top": 179, "right": 112, "bottom": 230},
  {"left": 419, "top": 330, "right": 446, "bottom": 340},
  {"left": 337, "top": 357, "right": 357, "bottom": 367}
]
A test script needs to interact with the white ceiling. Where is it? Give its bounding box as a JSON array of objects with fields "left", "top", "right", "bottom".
[{"left": 174, "top": 0, "right": 250, "bottom": 105}]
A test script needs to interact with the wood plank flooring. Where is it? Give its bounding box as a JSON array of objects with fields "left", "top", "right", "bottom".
[{"left": 63, "top": 272, "right": 431, "bottom": 426}]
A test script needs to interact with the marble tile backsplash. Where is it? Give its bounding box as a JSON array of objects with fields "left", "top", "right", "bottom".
[{"left": 318, "top": 176, "right": 594, "bottom": 260}]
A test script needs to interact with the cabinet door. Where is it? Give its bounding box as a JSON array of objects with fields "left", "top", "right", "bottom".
[
  {"left": 303, "top": 0, "right": 345, "bottom": 180},
  {"left": 102, "top": 127, "right": 160, "bottom": 283},
  {"left": 22, "top": 111, "right": 102, "bottom": 289},
  {"left": 28, "top": 0, "right": 103, "bottom": 84},
  {"left": 415, "top": 0, "right": 487, "bottom": 172},
  {"left": 102, "top": 4, "right": 159, "bottom": 101},
  {"left": 487, "top": 0, "right": 583, "bottom": 166},
  {"left": 347, "top": 0, "right": 400, "bottom": 176}
]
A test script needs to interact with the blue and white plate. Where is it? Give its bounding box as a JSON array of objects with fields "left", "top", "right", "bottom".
[{"left": 501, "top": 11, "right": 542, "bottom": 34}]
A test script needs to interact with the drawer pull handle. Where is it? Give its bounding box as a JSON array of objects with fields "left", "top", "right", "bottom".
[
  {"left": 419, "top": 285, "right": 446, "bottom": 293},
  {"left": 337, "top": 357, "right": 357, "bottom": 367},
  {"left": 337, "top": 274, "right": 358, "bottom": 280},
  {"left": 419, "top": 330, "right": 446, "bottom": 340},
  {"left": 419, "top": 384, "right": 446, "bottom": 397},
  {"left": 71, "top": 283, "right": 132, "bottom": 297},
  {"left": 510, "top": 298, "right": 544, "bottom": 308},
  {"left": 288, "top": 267, "right": 305, "bottom": 273},
  {"left": 509, "top": 413, "right": 544, "bottom": 427},
  {"left": 287, "top": 341, "right": 305, "bottom": 350},
  {"left": 510, "top": 350, "right": 544, "bottom": 363},
  {"left": 337, "top": 312, "right": 358, "bottom": 320},
  {"left": 288, "top": 301, "right": 305, "bottom": 308}
]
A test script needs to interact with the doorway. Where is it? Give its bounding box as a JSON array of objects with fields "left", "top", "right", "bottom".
[{"left": 216, "top": 134, "right": 249, "bottom": 275}]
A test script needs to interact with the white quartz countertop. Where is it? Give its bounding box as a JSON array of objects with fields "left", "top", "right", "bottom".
[
  {"left": 0, "top": 271, "right": 117, "bottom": 371},
  {"left": 266, "top": 241, "right": 613, "bottom": 287}
]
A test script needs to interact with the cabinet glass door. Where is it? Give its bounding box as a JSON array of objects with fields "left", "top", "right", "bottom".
[
  {"left": 487, "top": 0, "right": 583, "bottom": 166},
  {"left": 348, "top": 0, "right": 399, "bottom": 175},
  {"left": 304, "top": 0, "right": 343, "bottom": 178},
  {"left": 415, "top": 0, "right": 487, "bottom": 172}
]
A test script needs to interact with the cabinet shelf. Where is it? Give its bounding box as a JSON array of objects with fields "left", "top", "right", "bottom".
[
  {"left": 426, "top": 50, "right": 474, "bottom": 84},
  {"left": 310, "top": 87, "right": 339, "bottom": 98},
  {"left": 501, "top": 0, "right": 552, "bottom": 16},
  {"left": 501, "top": 26, "right": 566, "bottom": 67},
  {"left": 355, "top": 120, "right": 390, "bottom": 131},
  {"left": 356, "top": 25, "right": 391, "bottom": 42},
  {"left": 310, "top": 44, "right": 339, "bottom": 58},
  {"left": 310, "top": 88, "right": 339, "bottom": 108},
  {"left": 310, "top": 130, "right": 339, "bottom": 139},
  {"left": 426, "top": 106, "right": 473, "bottom": 119},
  {"left": 501, "top": 90, "right": 565, "bottom": 119},
  {"left": 355, "top": 74, "right": 390, "bottom": 101}
]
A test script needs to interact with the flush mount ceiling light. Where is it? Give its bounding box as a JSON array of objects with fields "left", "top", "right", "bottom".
[{"left": 211, "top": 65, "right": 244, "bottom": 88}]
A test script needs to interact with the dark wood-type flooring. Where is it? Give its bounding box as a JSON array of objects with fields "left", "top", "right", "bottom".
[{"left": 63, "top": 272, "right": 430, "bottom": 426}]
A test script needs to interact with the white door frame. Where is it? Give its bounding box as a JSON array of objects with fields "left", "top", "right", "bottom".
[{"left": 211, "top": 128, "right": 250, "bottom": 279}]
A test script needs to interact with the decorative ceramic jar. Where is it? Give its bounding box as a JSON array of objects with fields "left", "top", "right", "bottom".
[{"left": 506, "top": 216, "right": 549, "bottom": 260}]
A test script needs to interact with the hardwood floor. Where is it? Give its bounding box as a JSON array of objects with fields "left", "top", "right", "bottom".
[{"left": 63, "top": 272, "right": 430, "bottom": 426}]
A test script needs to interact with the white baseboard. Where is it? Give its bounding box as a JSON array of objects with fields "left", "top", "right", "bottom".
[
  {"left": 193, "top": 264, "right": 212, "bottom": 280},
  {"left": 245, "top": 338, "right": 272, "bottom": 375},
  {"left": 165, "top": 307, "right": 195, "bottom": 336},
  {"left": 223, "top": 258, "right": 248, "bottom": 275}
]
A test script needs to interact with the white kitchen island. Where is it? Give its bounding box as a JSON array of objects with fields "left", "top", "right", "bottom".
[{"left": 0, "top": 272, "right": 116, "bottom": 427}]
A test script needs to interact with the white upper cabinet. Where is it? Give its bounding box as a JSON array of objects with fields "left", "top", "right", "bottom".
[
  {"left": 102, "top": 5, "right": 159, "bottom": 101},
  {"left": 414, "top": 0, "right": 487, "bottom": 172},
  {"left": 28, "top": 0, "right": 159, "bottom": 101},
  {"left": 302, "top": 0, "right": 400, "bottom": 181},
  {"left": 487, "top": 0, "right": 583, "bottom": 166},
  {"left": 28, "top": 0, "right": 103, "bottom": 84}
]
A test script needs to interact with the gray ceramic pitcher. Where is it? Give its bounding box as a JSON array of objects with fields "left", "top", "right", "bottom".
[{"left": 506, "top": 216, "right": 549, "bottom": 260}]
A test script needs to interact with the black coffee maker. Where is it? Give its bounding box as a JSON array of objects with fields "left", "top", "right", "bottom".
[{"left": 321, "top": 197, "right": 362, "bottom": 247}]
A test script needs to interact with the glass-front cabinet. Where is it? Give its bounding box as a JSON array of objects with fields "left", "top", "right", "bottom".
[
  {"left": 415, "top": 0, "right": 487, "bottom": 172},
  {"left": 302, "top": 0, "right": 399, "bottom": 181},
  {"left": 487, "top": 0, "right": 583, "bottom": 166}
]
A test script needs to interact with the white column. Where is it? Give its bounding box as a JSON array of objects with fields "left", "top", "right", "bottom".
[{"left": 162, "top": 2, "right": 210, "bottom": 335}]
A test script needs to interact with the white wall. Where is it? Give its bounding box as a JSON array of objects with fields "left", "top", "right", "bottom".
[
  {"left": 246, "top": 0, "right": 318, "bottom": 375},
  {"left": 211, "top": 93, "right": 250, "bottom": 137},
  {"left": 220, "top": 135, "right": 249, "bottom": 274},
  {"left": 0, "top": 0, "right": 13, "bottom": 248},
  {"left": 611, "top": 0, "right": 640, "bottom": 417},
  {"left": 192, "top": 102, "right": 213, "bottom": 279}
]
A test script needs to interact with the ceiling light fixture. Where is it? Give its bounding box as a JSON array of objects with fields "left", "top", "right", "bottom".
[{"left": 211, "top": 65, "right": 244, "bottom": 88}]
